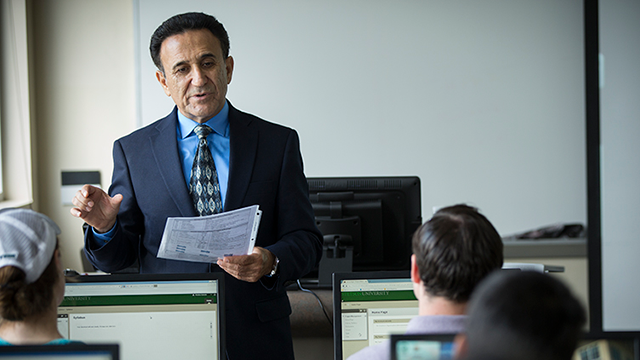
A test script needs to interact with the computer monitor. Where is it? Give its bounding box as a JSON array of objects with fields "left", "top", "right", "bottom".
[
  {"left": 0, "top": 344, "right": 119, "bottom": 359},
  {"left": 390, "top": 334, "right": 457, "bottom": 360},
  {"left": 58, "top": 273, "right": 224, "bottom": 360},
  {"left": 307, "top": 176, "right": 422, "bottom": 286},
  {"left": 574, "top": 333, "right": 640, "bottom": 360},
  {"left": 333, "top": 271, "right": 417, "bottom": 360}
]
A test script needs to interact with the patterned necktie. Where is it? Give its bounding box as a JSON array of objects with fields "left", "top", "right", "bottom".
[{"left": 189, "top": 125, "right": 223, "bottom": 216}]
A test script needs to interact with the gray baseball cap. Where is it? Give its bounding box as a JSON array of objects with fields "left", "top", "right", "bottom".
[{"left": 0, "top": 208, "right": 61, "bottom": 283}]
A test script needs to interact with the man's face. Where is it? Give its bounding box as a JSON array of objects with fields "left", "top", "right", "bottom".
[{"left": 156, "top": 29, "right": 234, "bottom": 123}]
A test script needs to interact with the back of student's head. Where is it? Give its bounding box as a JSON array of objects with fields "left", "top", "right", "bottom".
[
  {"left": 463, "top": 270, "right": 586, "bottom": 360},
  {"left": 412, "top": 204, "right": 503, "bottom": 303},
  {"left": 0, "top": 208, "right": 61, "bottom": 321}
]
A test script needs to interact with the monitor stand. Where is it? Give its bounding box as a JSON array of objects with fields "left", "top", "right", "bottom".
[{"left": 317, "top": 234, "right": 353, "bottom": 287}]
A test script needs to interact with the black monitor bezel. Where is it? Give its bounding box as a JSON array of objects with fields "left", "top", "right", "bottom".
[
  {"left": 62, "top": 272, "right": 225, "bottom": 360},
  {"left": 332, "top": 270, "right": 413, "bottom": 360}
]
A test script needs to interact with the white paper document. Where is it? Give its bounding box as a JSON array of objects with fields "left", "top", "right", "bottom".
[{"left": 157, "top": 205, "right": 262, "bottom": 263}]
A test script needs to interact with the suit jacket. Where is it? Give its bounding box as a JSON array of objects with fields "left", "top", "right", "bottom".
[{"left": 84, "top": 103, "right": 322, "bottom": 360}]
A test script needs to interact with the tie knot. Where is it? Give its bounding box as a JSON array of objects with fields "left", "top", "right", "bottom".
[{"left": 194, "top": 125, "right": 213, "bottom": 139}]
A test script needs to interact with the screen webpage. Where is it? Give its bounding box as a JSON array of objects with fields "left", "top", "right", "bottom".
[
  {"left": 340, "top": 278, "right": 418, "bottom": 359},
  {"left": 58, "top": 279, "right": 219, "bottom": 360}
]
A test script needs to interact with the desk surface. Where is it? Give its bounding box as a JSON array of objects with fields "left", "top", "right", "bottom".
[{"left": 288, "top": 288, "right": 333, "bottom": 338}]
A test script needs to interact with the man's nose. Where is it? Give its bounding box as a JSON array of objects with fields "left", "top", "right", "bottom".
[{"left": 191, "top": 66, "right": 207, "bottom": 86}]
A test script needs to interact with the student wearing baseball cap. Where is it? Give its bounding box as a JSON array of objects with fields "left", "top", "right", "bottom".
[{"left": 0, "top": 208, "right": 79, "bottom": 345}]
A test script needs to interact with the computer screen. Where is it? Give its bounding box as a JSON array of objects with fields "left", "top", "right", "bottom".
[
  {"left": 307, "top": 176, "right": 422, "bottom": 286},
  {"left": 574, "top": 333, "right": 640, "bottom": 360},
  {"left": 58, "top": 273, "right": 224, "bottom": 360},
  {"left": 333, "top": 271, "right": 418, "bottom": 360},
  {"left": 0, "top": 344, "right": 119, "bottom": 360},
  {"left": 390, "top": 334, "right": 457, "bottom": 360}
]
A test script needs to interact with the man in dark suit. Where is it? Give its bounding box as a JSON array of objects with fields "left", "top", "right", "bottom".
[{"left": 70, "top": 12, "right": 322, "bottom": 360}]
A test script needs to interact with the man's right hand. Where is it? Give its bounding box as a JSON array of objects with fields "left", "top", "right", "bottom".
[{"left": 70, "top": 184, "right": 123, "bottom": 233}]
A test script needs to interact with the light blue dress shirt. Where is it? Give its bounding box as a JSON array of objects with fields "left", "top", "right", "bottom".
[
  {"left": 93, "top": 102, "right": 231, "bottom": 244},
  {"left": 177, "top": 101, "right": 230, "bottom": 204}
]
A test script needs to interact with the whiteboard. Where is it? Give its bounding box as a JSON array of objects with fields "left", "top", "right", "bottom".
[
  {"left": 134, "top": 0, "right": 586, "bottom": 236},
  {"left": 599, "top": 0, "right": 640, "bottom": 332}
]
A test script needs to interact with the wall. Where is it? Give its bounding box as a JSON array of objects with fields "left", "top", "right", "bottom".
[
  {"left": 136, "top": 0, "right": 587, "bottom": 239},
  {"left": 32, "top": 0, "right": 136, "bottom": 271}
]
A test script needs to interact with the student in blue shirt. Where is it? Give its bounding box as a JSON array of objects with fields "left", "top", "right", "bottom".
[{"left": 0, "top": 209, "right": 80, "bottom": 345}]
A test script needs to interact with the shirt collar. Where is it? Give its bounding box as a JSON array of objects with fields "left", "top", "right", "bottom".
[{"left": 177, "top": 101, "right": 230, "bottom": 139}]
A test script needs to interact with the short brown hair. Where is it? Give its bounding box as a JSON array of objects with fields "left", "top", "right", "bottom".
[{"left": 412, "top": 204, "right": 503, "bottom": 303}]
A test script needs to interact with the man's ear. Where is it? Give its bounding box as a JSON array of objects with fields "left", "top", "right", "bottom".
[
  {"left": 410, "top": 254, "right": 420, "bottom": 284},
  {"left": 156, "top": 70, "right": 172, "bottom": 97},
  {"left": 453, "top": 333, "right": 468, "bottom": 359},
  {"left": 225, "top": 56, "right": 234, "bottom": 84}
]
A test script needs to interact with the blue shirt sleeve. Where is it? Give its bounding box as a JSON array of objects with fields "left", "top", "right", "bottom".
[{"left": 91, "top": 220, "right": 118, "bottom": 246}]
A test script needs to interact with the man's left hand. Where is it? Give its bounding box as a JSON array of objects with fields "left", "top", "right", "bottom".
[{"left": 217, "top": 247, "right": 275, "bottom": 282}]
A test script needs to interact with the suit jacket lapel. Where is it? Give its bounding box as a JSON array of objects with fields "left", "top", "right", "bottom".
[
  {"left": 225, "top": 104, "right": 258, "bottom": 211},
  {"left": 149, "top": 108, "right": 196, "bottom": 217}
]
